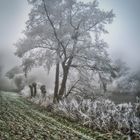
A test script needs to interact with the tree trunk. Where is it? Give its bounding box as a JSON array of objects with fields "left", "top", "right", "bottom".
[
  {"left": 57, "top": 38, "right": 76, "bottom": 101},
  {"left": 29, "top": 85, "right": 33, "bottom": 98},
  {"left": 58, "top": 66, "right": 69, "bottom": 100},
  {"left": 53, "top": 62, "right": 60, "bottom": 103},
  {"left": 32, "top": 82, "right": 37, "bottom": 97},
  {"left": 58, "top": 57, "right": 73, "bottom": 100}
]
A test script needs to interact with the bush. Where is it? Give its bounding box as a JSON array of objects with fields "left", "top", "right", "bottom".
[{"left": 54, "top": 97, "right": 140, "bottom": 134}]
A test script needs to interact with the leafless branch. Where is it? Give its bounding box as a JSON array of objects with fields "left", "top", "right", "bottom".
[
  {"left": 42, "top": 0, "right": 65, "bottom": 50},
  {"left": 64, "top": 79, "right": 80, "bottom": 98}
]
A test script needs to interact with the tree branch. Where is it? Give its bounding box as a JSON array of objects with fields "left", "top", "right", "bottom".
[
  {"left": 42, "top": 0, "right": 65, "bottom": 50},
  {"left": 64, "top": 79, "right": 80, "bottom": 98}
]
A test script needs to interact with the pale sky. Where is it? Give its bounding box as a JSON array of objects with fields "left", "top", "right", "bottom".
[
  {"left": 0, "top": 0, "right": 30, "bottom": 72},
  {"left": 0, "top": 0, "right": 140, "bottom": 72}
]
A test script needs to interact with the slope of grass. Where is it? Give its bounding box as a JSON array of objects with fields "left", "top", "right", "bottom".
[{"left": 0, "top": 92, "right": 128, "bottom": 140}]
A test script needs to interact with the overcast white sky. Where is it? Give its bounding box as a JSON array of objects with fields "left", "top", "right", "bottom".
[{"left": 0, "top": 0, "right": 140, "bottom": 72}]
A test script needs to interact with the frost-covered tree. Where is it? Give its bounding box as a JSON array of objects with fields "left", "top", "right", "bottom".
[
  {"left": 114, "top": 59, "right": 129, "bottom": 78},
  {"left": 131, "top": 71, "right": 140, "bottom": 96},
  {"left": 5, "top": 66, "right": 26, "bottom": 91},
  {"left": 111, "top": 59, "right": 130, "bottom": 94},
  {"left": 6, "top": 66, "right": 23, "bottom": 79},
  {"left": 22, "top": 58, "right": 35, "bottom": 78},
  {"left": 124, "top": 71, "right": 140, "bottom": 96},
  {"left": 114, "top": 69, "right": 140, "bottom": 98},
  {"left": 15, "top": 0, "right": 115, "bottom": 102}
]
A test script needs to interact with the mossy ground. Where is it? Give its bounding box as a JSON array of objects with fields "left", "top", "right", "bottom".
[{"left": 0, "top": 92, "right": 128, "bottom": 140}]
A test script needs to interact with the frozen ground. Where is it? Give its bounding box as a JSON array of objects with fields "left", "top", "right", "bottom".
[{"left": 0, "top": 92, "right": 127, "bottom": 140}]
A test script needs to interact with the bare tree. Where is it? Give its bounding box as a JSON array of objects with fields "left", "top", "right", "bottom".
[{"left": 15, "top": 0, "right": 115, "bottom": 102}]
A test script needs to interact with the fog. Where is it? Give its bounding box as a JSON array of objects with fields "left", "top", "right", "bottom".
[
  {"left": 0, "top": 0, "right": 30, "bottom": 72},
  {"left": 0, "top": 0, "right": 140, "bottom": 73},
  {"left": 0, "top": 0, "right": 140, "bottom": 93},
  {"left": 1, "top": 1, "right": 140, "bottom": 138}
]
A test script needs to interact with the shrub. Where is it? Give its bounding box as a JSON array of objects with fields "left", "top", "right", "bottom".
[{"left": 55, "top": 97, "right": 140, "bottom": 134}]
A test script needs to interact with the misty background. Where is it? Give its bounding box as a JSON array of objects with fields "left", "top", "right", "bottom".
[{"left": 0, "top": 0, "right": 140, "bottom": 73}]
